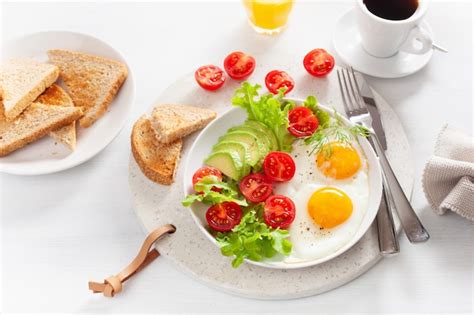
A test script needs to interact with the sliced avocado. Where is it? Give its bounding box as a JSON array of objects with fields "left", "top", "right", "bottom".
[
  {"left": 228, "top": 125, "right": 272, "bottom": 155},
  {"left": 205, "top": 151, "right": 243, "bottom": 181},
  {"left": 244, "top": 120, "right": 278, "bottom": 151},
  {"left": 218, "top": 131, "right": 263, "bottom": 167},
  {"left": 212, "top": 141, "right": 251, "bottom": 177}
]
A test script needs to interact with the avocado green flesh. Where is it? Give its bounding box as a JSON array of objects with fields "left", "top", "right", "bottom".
[
  {"left": 212, "top": 141, "right": 251, "bottom": 176},
  {"left": 218, "top": 131, "right": 262, "bottom": 167},
  {"left": 205, "top": 151, "right": 243, "bottom": 181},
  {"left": 228, "top": 125, "right": 272, "bottom": 153},
  {"left": 243, "top": 120, "right": 278, "bottom": 151}
]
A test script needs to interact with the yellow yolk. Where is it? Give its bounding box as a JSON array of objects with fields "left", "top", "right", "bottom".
[
  {"left": 316, "top": 142, "right": 361, "bottom": 179},
  {"left": 307, "top": 187, "right": 353, "bottom": 229}
]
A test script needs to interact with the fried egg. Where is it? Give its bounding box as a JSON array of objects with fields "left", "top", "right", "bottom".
[{"left": 274, "top": 140, "right": 369, "bottom": 262}]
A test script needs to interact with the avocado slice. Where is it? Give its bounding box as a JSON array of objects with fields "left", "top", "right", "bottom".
[
  {"left": 228, "top": 125, "right": 272, "bottom": 155},
  {"left": 205, "top": 150, "right": 243, "bottom": 181},
  {"left": 218, "top": 131, "right": 264, "bottom": 167},
  {"left": 244, "top": 120, "right": 278, "bottom": 151},
  {"left": 212, "top": 141, "right": 251, "bottom": 177}
]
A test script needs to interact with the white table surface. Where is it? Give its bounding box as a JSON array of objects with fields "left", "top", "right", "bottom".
[{"left": 1, "top": 1, "right": 473, "bottom": 313}]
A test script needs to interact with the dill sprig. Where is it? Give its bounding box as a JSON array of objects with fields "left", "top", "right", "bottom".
[{"left": 304, "top": 110, "right": 370, "bottom": 157}]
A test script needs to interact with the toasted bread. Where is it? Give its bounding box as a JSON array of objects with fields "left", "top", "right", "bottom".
[
  {"left": 36, "top": 84, "right": 76, "bottom": 150},
  {"left": 0, "top": 102, "right": 82, "bottom": 156},
  {"left": 0, "top": 59, "right": 59, "bottom": 121},
  {"left": 47, "top": 49, "right": 128, "bottom": 128},
  {"left": 131, "top": 116, "right": 182, "bottom": 185},
  {"left": 150, "top": 104, "right": 216, "bottom": 144}
]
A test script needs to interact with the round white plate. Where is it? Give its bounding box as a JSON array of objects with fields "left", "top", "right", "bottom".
[
  {"left": 333, "top": 8, "right": 433, "bottom": 78},
  {"left": 0, "top": 31, "right": 135, "bottom": 175},
  {"left": 183, "top": 105, "right": 383, "bottom": 269}
]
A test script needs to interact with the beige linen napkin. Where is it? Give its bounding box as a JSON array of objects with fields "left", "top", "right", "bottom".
[{"left": 422, "top": 124, "right": 474, "bottom": 221}]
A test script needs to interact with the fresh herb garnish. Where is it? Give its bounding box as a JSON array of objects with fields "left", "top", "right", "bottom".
[
  {"left": 216, "top": 206, "right": 292, "bottom": 268},
  {"left": 182, "top": 175, "right": 248, "bottom": 207},
  {"left": 232, "top": 82, "right": 295, "bottom": 152},
  {"left": 304, "top": 110, "right": 370, "bottom": 157}
]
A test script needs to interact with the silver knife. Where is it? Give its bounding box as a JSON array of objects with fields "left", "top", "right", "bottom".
[
  {"left": 355, "top": 72, "right": 398, "bottom": 254},
  {"left": 357, "top": 75, "right": 388, "bottom": 150}
]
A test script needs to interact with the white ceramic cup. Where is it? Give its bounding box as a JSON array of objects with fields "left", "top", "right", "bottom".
[{"left": 355, "top": 0, "right": 433, "bottom": 58}]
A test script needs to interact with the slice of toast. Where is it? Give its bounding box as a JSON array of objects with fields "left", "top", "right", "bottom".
[
  {"left": 0, "top": 102, "right": 83, "bottom": 156},
  {"left": 36, "top": 84, "right": 77, "bottom": 150},
  {"left": 47, "top": 49, "right": 128, "bottom": 128},
  {"left": 131, "top": 116, "right": 182, "bottom": 185},
  {"left": 0, "top": 59, "right": 59, "bottom": 121},
  {"left": 150, "top": 104, "right": 216, "bottom": 144}
]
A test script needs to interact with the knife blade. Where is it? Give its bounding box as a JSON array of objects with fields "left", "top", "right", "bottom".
[{"left": 356, "top": 74, "right": 388, "bottom": 150}]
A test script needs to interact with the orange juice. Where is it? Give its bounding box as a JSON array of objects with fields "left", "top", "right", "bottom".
[{"left": 243, "top": 0, "right": 294, "bottom": 34}]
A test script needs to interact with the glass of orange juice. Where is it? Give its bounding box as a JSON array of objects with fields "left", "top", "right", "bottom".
[{"left": 242, "top": 0, "right": 294, "bottom": 35}]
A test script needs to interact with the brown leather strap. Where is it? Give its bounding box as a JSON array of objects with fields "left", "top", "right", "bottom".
[{"left": 88, "top": 224, "right": 176, "bottom": 297}]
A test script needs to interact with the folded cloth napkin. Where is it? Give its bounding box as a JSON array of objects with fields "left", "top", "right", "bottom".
[{"left": 422, "top": 124, "right": 474, "bottom": 221}]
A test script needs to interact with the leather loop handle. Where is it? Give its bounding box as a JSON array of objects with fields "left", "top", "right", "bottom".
[{"left": 88, "top": 224, "right": 176, "bottom": 297}]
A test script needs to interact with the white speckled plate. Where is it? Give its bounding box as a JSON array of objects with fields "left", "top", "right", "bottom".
[{"left": 128, "top": 65, "right": 414, "bottom": 299}]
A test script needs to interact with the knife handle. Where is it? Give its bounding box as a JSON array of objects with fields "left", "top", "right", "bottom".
[
  {"left": 377, "top": 176, "right": 399, "bottom": 256},
  {"left": 371, "top": 133, "right": 430, "bottom": 243}
]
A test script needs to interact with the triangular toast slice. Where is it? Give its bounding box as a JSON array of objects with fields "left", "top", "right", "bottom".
[
  {"left": 0, "top": 102, "right": 82, "bottom": 156},
  {"left": 47, "top": 49, "right": 128, "bottom": 128},
  {"left": 36, "top": 84, "right": 77, "bottom": 150},
  {"left": 150, "top": 104, "right": 216, "bottom": 144},
  {"left": 131, "top": 116, "right": 182, "bottom": 185},
  {"left": 0, "top": 59, "right": 59, "bottom": 120}
]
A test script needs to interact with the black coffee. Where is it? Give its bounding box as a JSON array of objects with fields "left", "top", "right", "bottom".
[{"left": 363, "top": 0, "right": 419, "bottom": 21}]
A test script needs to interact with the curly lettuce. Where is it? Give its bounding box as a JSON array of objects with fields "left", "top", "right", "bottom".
[
  {"left": 231, "top": 82, "right": 295, "bottom": 152},
  {"left": 216, "top": 207, "right": 292, "bottom": 268},
  {"left": 182, "top": 176, "right": 247, "bottom": 207}
]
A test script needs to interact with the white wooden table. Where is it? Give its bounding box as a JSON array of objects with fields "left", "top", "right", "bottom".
[{"left": 1, "top": 1, "right": 472, "bottom": 313}]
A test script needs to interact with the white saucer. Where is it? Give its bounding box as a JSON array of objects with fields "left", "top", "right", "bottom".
[
  {"left": 333, "top": 9, "right": 434, "bottom": 78},
  {"left": 0, "top": 31, "right": 135, "bottom": 175}
]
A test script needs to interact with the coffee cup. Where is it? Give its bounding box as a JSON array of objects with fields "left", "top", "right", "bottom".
[{"left": 355, "top": 0, "right": 433, "bottom": 58}]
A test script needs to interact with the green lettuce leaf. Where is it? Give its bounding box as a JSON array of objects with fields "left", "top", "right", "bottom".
[
  {"left": 216, "top": 207, "right": 292, "bottom": 268},
  {"left": 231, "top": 82, "right": 295, "bottom": 152},
  {"left": 302, "top": 95, "right": 330, "bottom": 128},
  {"left": 182, "top": 175, "right": 247, "bottom": 207}
]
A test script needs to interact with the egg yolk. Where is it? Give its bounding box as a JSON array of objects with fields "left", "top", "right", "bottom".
[
  {"left": 316, "top": 142, "right": 361, "bottom": 179},
  {"left": 307, "top": 187, "right": 353, "bottom": 229}
]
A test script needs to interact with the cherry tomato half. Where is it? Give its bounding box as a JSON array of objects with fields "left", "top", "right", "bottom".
[
  {"left": 192, "top": 166, "right": 223, "bottom": 192},
  {"left": 264, "top": 195, "right": 296, "bottom": 229},
  {"left": 303, "top": 49, "right": 335, "bottom": 77},
  {"left": 223, "top": 51, "right": 256, "bottom": 80},
  {"left": 239, "top": 173, "right": 273, "bottom": 203},
  {"left": 263, "top": 152, "right": 296, "bottom": 182},
  {"left": 206, "top": 202, "right": 242, "bottom": 232},
  {"left": 287, "top": 107, "right": 319, "bottom": 137},
  {"left": 265, "top": 70, "right": 294, "bottom": 95},
  {"left": 195, "top": 65, "right": 226, "bottom": 91}
]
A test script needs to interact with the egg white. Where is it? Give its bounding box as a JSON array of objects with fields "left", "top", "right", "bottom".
[{"left": 274, "top": 140, "right": 370, "bottom": 262}]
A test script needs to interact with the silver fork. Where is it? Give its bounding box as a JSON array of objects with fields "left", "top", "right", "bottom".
[{"left": 337, "top": 67, "right": 430, "bottom": 244}]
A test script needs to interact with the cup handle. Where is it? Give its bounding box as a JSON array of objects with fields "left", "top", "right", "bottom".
[{"left": 399, "top": 25, "right": 433, "bottom": 55}]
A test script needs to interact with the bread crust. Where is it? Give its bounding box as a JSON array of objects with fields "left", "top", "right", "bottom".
[
  {"left": 0, "top": 103, "right": 82, "bottom": 156},
  {"left": 47, "top": 49, "right": 128, "bottom": 128},
  {"left": 131, "top": 117, "right": 182, "bottom": 185}
]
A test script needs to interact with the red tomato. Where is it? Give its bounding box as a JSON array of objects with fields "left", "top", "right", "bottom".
[
  {"left": 195, "top": 65, "right": 226, "bottom": 91},
  {"left": 263, "top": 152, "right": 296, "bottom": 182},
  {"left": 192, "top": 166, "right": 223, "bottom": 192},
  {"left": 264, "top": 195, "right": 296, "bottom": 229},
  {"left": 265, "top": 70, "right": 294, "bottom": 95},
  {"left": 239, "top": 173, "right": 273, "bottom": 203},
  {"left": 303, "top": 49, "right": 335, "bottom": 77},
  {"left": 223, "top": 51, "right": 256, "bottom": 80},
  {"left": 287, "top": 107, "right": 319, "bottom": 137},
  {"left": 206, "top": 202, "right": 242, "bottom": 232}
]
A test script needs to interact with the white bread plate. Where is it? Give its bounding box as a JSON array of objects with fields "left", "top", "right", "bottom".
[
  {"left": 0, "top": 31, "right": 135, "bottom": 175},
  {"left": 183, "top": 102, "right": 383, "bottom": 269}
]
